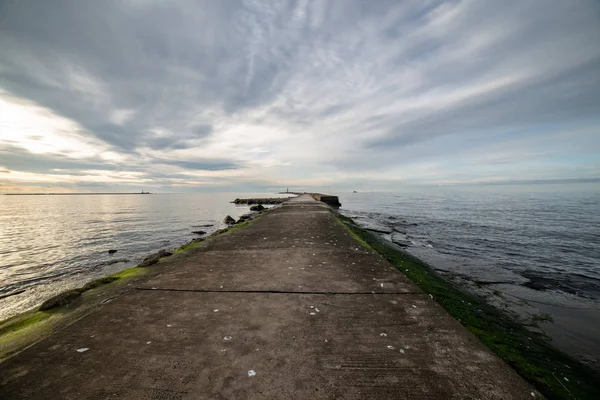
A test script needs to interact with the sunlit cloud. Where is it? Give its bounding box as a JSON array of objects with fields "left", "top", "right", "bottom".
[{"left": 0, "top": 92, "right": 112, "bottom": 159}]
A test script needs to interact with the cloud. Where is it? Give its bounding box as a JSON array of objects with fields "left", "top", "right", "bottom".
[{"left": 0, "top": 0, "right": 599, "bottom": 191}]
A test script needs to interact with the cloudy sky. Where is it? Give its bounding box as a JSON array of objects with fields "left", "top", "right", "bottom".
[{"left": 1, "top": 0, "right": 599, "bottom": 193}]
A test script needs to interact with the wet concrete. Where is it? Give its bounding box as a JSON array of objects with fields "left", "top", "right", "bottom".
[{"left": 0, "top": 194, "right": 539, "bottom": 399}]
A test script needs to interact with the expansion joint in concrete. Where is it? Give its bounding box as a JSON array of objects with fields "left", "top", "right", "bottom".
[{"left": 135, "top": 287, "right": 423, "bottom": 296}]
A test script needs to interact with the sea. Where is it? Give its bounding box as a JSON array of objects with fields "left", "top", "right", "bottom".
[{"left": 1, "top": 186, "right": 598, "bottom": 368}]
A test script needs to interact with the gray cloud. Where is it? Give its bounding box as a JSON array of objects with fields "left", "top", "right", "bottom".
[
  {"left": 164, "top": 160, "right": 239, "bottom": 171},
  {"left": 0, "top": 147, "right": 118, "bottom": 174},
  {"left": 1, "top": 0, "right": 599, "bottom": 190}
]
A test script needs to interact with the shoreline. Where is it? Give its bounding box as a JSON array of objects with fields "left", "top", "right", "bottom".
[{"left": 1, "top": 203, "right": 599, "bottom": 398}]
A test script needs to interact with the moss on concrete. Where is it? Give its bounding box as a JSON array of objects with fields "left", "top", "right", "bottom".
[
  {"left": 35, "top": 268, "right": 147, "bottom": 313},
  {"left": 0, "top": 307, "right": 71, "bottom": 362},
  {"left": 0, "top": 309, "right": 58, "bottom": 337},
  {"left": 336, "top": 218, "right": 371, "bottom": 250},
  {"left": 337, "top": 213, "right": 600, "bottom": 400},
  {"left": 174, "top": 240, "right": 205, "bottom": 253},
  {"left": 112, "top": 266, "right": 146, "bottom": 279}
]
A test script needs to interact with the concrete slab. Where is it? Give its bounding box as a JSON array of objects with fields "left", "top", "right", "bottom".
[
  {"left": 0, "top": 291, "right": 534, "bottom": 399},
  {"left": 139, "top": 249, "right": 421, "bottom": 294},
  {"left": 205, "top": 210, "right": 361, "bottom": 251}
]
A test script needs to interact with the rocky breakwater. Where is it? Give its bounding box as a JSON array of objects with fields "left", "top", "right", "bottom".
[
  {"left": 282, "top": 192, "right": 341, "bottom": 207},
  {"left": 232, "top": 197, "right": 292, "bottom": 205},
  {"left": 310, "top": 193, "right": 341, "bottom": 207}
]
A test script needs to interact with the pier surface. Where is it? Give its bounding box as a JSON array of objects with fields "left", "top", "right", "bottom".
[{"left": 0, "top": 194, "right": 536, "bottom": 399}]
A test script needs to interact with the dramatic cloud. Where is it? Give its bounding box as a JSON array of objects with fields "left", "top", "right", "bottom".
[{"left": 1, "top": 0, "right": 599, "bottom": 192}]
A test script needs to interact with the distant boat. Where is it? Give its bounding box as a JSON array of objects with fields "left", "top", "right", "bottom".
[
  {"left": 140, "top": 190, "right": 151, "bottom": 194},
  {"left": 353, "top": 190, "right": 358, "bottom": 193}
]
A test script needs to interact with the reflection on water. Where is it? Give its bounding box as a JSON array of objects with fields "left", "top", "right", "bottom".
[{"left": 0, "top": 193, "right": 278, "bottom": 320}]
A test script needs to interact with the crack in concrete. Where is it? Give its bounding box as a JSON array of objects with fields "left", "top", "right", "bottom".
[{"left": 135, "top": 287, "right": 423, "bottom": 295}]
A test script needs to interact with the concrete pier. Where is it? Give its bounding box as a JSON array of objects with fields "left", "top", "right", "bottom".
[{"left": 0, "top": 194, "right": 537, "bottom": 399}]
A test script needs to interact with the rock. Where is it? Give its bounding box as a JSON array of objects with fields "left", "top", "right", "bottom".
[
  {"left": 366, "top": 227, "right": 393, "bottom": 234},
  {"left": 81, "top": 276, "right": 119, "bottom": 291},
  {"left": 391, "top": 232, "right": 411, "bottom": 247},
  {"left": 236, "top": 214, "right": 253, "bottom": 224},
  {"left": 158, "top": 249, "right": 173, "bottom": 257},
  {"left": 250, "top": 204, "right": 265, "bottom": 212},
  {"left": 231, "top": 198, "right": 289, "bottom": 204},
  {"left": 39, "top": 289, "right": 83, "bottom": 311},
  {"left": 191, "top": 230, "right": 206, "bottom": 235},
  {"left": 139, "top": 249, "right": 173, "bottom": 267},
  {"left": 139, "top": 257, "right": 159, "bottom": 267},
  {"left": 223, "top": 215, "right": 236, "bottom": 225},
  {"left": 108, "top": 249, "right": 118, "bottom": 255},
  {"left": 142, "top": 249, "right": 173, "bottom": 261}
]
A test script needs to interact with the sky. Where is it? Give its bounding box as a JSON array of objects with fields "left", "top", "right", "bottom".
[{"left": 0, "top": 0, "right": 599, "bottom": 193}]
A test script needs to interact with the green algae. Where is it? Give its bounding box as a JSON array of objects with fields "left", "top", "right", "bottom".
[
  {"left": 112, "top": 266, "right": 146, "bottom": 279},
  {"left": 337, "top": 213, "right": 600, "bottom": 400},
  {"left": 0, "top": 307, "right": 71, "bottom": 362},
  {"left": 0, "top": 309, "right": 59, "bottom": 337},
  {"left": 174, "top": 240, "right": 205, "bottom": 253},
  {"left": 223, "top": 219, "right": 253, "bottom": 233},
  {"left": 335, "top": 218, "right": 371, "bottom": 250}
]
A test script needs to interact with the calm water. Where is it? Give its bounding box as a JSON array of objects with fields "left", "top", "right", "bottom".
[
  {"left": 339, "top": 185, "right": 600, "bottom": 303},
  {"left": 0, "top": 193, "right": 283, "bottom": 320}
]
